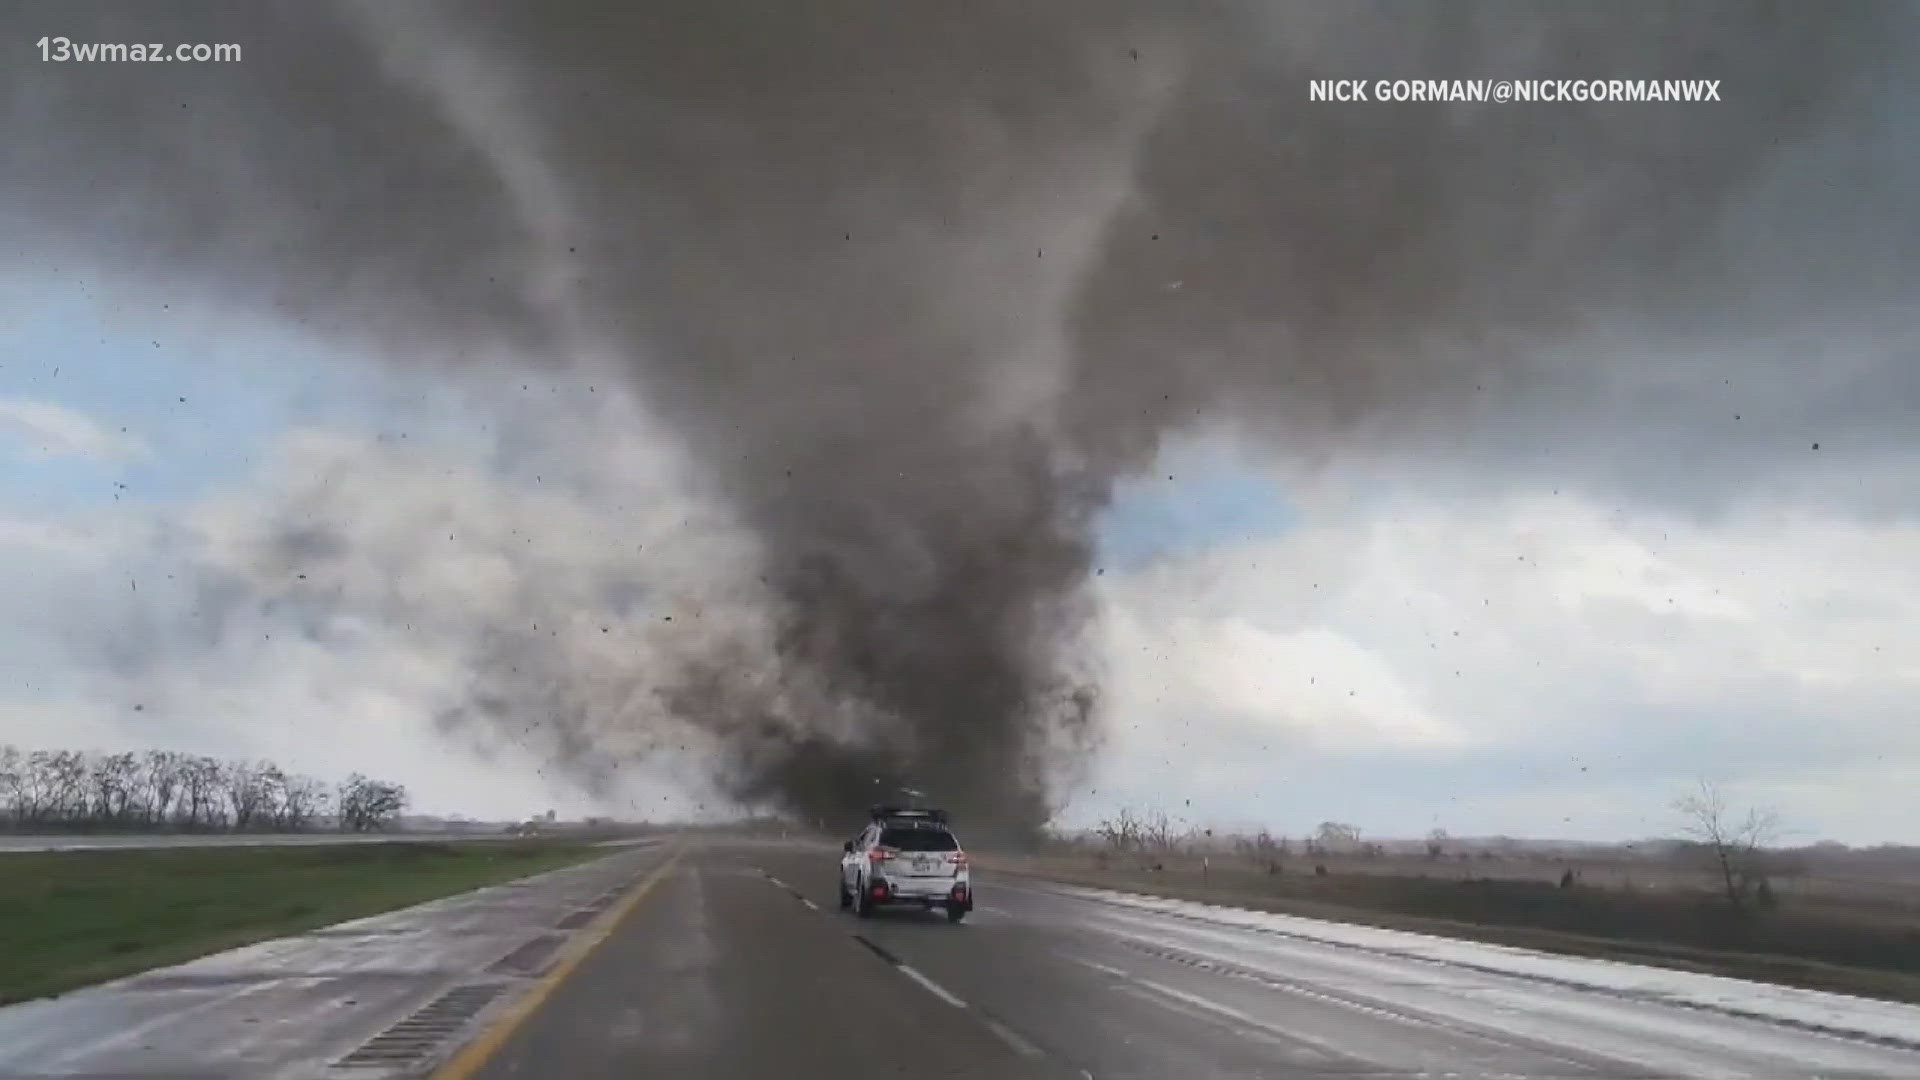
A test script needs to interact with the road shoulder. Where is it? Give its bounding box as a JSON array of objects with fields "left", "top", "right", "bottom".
[{"left": 0, "top": 842, "right": 667, "bottom": 1080}]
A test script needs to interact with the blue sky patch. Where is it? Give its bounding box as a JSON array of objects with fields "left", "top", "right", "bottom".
[
  {"left": 0, "top": 274, "right": 412, "bottom": 513},
  {"left": 1095, "top": 436, "right": 1296, "bottom": 569}
]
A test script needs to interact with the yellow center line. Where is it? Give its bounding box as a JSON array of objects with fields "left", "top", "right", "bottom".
[{"left": 433, "top": 843, "right": 686, "bottom": 1080}]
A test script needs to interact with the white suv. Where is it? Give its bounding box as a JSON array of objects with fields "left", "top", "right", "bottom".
[{"left": 839, "top": 808, "right": 972, "bottom": 922}]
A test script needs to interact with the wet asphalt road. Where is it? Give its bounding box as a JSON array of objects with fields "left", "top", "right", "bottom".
[
  {"left": 464, "top": 841, "right": 1920, "bottom": 1080},
  {"left": 6, "top": 838, "right": 1918, "bottom": 1078}
]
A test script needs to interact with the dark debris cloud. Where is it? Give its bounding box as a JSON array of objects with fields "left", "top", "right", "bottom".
[{"left": 6, "top": 1, "right": 1919, "bottom": 836}]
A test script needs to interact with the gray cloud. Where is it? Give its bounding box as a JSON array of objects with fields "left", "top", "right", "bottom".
[
  {"left": 5, "top": 2, "right": 1918, "bottom": 835},
  {"left": 1086, "top": 491, "right": 1920, "bottom": 843}
]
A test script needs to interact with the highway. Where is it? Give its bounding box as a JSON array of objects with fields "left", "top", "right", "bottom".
[
  {"left": 6, "top": 838, "right": 1920, "bottom": 1079},
  {"left": 465, "top": 841, "right": 1920, "bottom": 1080}
]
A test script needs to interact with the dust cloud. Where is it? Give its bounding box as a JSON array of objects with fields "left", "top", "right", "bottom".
[{"left": 5, "top": 1, "right": 1914, "bottom": 835}]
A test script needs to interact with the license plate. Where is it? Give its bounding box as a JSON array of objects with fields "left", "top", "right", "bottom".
[{"left": 913, "top": 858, "right": 932, "bottom": 872}]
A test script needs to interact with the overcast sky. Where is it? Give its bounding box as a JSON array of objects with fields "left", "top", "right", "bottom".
[
  {"left": 4, "top": 3, "right": 1919, "bottom": 843},
  {"left": 7, "top": 269, "right": 1917, "bottom": 842}
]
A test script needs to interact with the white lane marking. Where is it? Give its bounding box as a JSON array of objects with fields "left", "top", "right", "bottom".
[
  {"left": 764, "top": 875, "right": 790, "bottom": 890},
  {"left": 1104, "top": 931, "right": 1419, "bottom": 1024},
  {"left": 981, "top": 1016, "right": 1044, "bottom": 1058},
  {"left": 896, "top": 963, "right": 968, "bottom": 1008},
  {"left": 1128, "top": 975, "right": 1358, "bottom": 1059},
  {"left": 800, "top": 897, "right": 819, "bottom": 911},
  {"left": 1132, "top": 976, "right": 1280, "bottom": 1031},
  {"left": 1072, "top": 957, "right": 1356, "bottom": 1059}
]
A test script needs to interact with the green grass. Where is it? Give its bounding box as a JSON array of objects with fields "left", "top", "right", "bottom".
[{"left": 0, "top": 839, "right": 603, "bottom": 1005}]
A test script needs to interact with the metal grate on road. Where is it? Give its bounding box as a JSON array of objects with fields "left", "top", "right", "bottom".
[
  {"left": 488, "top": 933, "right": 567, "bottom": 977},
  {"left": 333, "top": 983, "right": 509, "bottom": 1070},
  {"left": 553, "top": 907, "right": 598, "bottom": 930}
]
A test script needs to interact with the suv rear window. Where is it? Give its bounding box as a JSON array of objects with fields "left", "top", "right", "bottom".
[{"left": 879, "top": 826, "right": 959, "bottom": 852}]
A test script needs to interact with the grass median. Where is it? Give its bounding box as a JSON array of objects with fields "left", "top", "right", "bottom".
[{"left": 0, "top": 839, "right": 603, "bottom": 1005}]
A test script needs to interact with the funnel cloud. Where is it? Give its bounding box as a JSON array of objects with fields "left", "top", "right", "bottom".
[{"left": 5, "top": 2, "right": 1918, "bottom": 835}]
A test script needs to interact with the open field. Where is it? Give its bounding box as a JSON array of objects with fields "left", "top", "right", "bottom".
[
  {"left": 0, "top": 838, "right": 606, "bottom": 1005},
  {"left": 979, "top": 848, "right": 1920, "bottom": 1004}
]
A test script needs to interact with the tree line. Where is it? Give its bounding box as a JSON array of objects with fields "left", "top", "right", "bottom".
[{"left": 0, "top": 746, "right": 409, "bottom": 834}]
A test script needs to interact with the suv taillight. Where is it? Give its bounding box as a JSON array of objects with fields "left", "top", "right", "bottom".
[
  {"left": 868, "top": 847, "right": 896, "bottom": 862},
  {"left": 948, "top": 851, "right": 968, "bottom": 867}
]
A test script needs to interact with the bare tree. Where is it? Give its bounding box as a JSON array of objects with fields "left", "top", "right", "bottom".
[
  {"left": 276, "top": 774, "right": 330, "bottom": 831},
  {"left": 42, "top": 750, "right": 89, "bottom": 827},
  {"left": 1140, "top": 810, "right": 1174, "bottom": 854},
  {"left": 89, "top": 751, "right": 140, "bottom": 828},
  {"left": 1238, "top": 828, "right": 1286, "bottom": 873},
  {"left": 1095, "top": 807, "right": 1143, "bottom": 852},
  {"left": 141, "top": 750, "right": 184, "bottom": 827},
  {"left": 177, "top": 756, "right": 227, "bottom": 831},
  {"left": 255, "top": 764, "right": 288, "bottom": 830},
  {"left": 120, "top": 752, "right": 159, "bottom": 826},
  {"left": 4, "top": 749, "right": 56, "bottom": 826},
  {"left": 1426, "top": 828, "right": 1449, "bottom": 860},
  {"left": 1093, "top": 807, "right": 1182, "bottom": 868},
  {"left": 224, "top": 759, "right": 275, "bottom": 832},
  {"left": 1674, "top": 780, "right": 1781, "bottom": 912},
  {"left": 337, "top": 774, "right": 409, "bottom": 832},
  {"left": 1315, "top": 821, "right": 1361, "bottom": 850},
  {"left": 0, "top": 745, "right": 22, "bottom": 828},
  {"left": 0, "top": 745, "right": 375, "bottom": 835}
]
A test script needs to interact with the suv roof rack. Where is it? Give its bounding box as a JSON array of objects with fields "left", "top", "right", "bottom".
[{"left": 870, "top": 805, "right": 948, "bottom": 825}]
